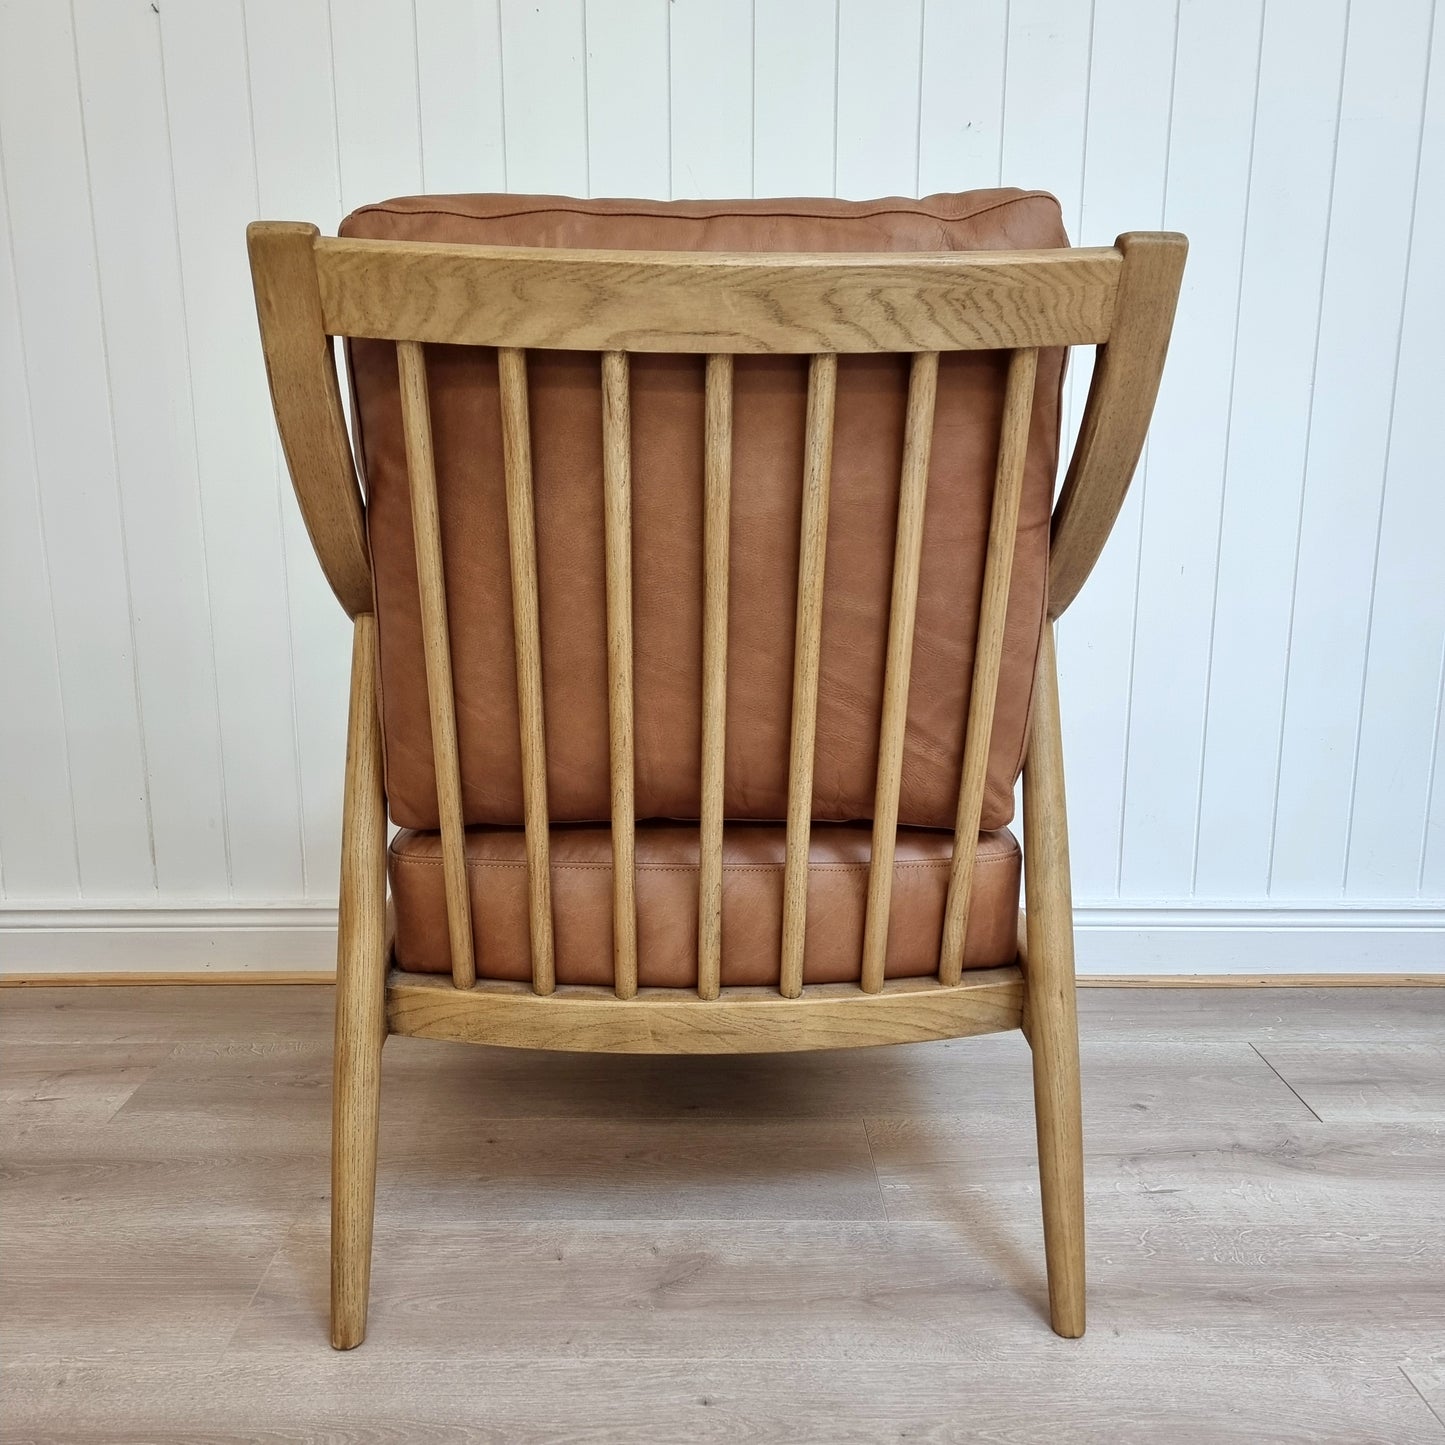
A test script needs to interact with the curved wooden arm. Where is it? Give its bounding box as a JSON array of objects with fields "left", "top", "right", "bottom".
[
  {"left": 248, "top": 221, "right": 373, "bottom": 617},
  {"left": 1047, "top": 231, "right": 1187, "bottom": 619}
]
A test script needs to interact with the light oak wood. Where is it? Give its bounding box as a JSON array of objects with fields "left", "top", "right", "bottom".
[
  {"left": 1021, "top": 625, "right": 1086, "bottom": 1338},
  {"left": 7, "top": 970, "right": 1441, "bottom": 989},
  {"left": 1076, "top": 974, "right": 1445, "bottom": 988},
  {"left": 698, "top": 354, "right": 733, "bottom": 1003},
  {"left": 244, "top": 221, "right": 1194, "bottom": 1350},
  {"left": 8, "top": 1328, "right": 1443, "bottom": 1441},
  {"left": 939, "top": 347, "right": 1039, "bottom": 986},
  {"left": 601, "top": 351, "right": 638, "bottom": 1002},
  {"left": 396, "top": 341, "right": 475, "bottom": 991},
  {"left": 780, "top": 354, "right": 838, "bottom": 1000},
  {"left": 246, "top": 222, "right": 372, "bottom": 616},
  {"left": 9, "top": 988, "right": 1444, "bottom": 1443},
  {"left": 1252, "top": 1043, "right": 1445, "bottom": 1122},
  {"left": 861, "top": 352, "right": 940, "bottom": 994},
  {"left": 498, "top": 347, "right": 556, "bottom": 997},
  {"left": 14, "top": 986, "right": 1444, "bottom": 1443},
  {"left": 1403, "top": 1362, "right": 1445, "bottom": 1434},
  {"left": 387, "top": 967, "right": 1024, "bottom": 1054},
  {"left": 330, "top": 615, "right": 388, "bottom": 1350},
  {"left": 315, "top": 238, "right": 1124, "bottom": 353},
  {"left": 0, "top": 972, "right": 340, "bottom": 987},
  {"left": 1048, "top": 232, "right": 1188, "bottom": 617}
]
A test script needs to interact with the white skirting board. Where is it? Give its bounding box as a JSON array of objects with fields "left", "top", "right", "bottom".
[{"left": 0, "top": 903, "right": 1441, "bottom": 976}]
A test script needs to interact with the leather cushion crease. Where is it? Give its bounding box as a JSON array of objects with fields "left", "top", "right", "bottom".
[{"left": 340, "top": 190, "right": 1068, "bottom": 983}]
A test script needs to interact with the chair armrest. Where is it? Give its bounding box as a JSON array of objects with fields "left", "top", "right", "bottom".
[
  {"left": 248, "top": 221, "right": 373, "bottom": 617},
  {"left": 1047, "top": 231, "right": 1188, "bottom": 619}
]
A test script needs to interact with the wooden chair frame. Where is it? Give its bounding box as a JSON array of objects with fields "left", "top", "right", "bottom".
[{"left": 248, "top": 221, "right": 1186, "bottom": 1350}]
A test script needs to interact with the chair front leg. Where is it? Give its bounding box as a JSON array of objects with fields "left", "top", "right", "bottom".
[
  {"left": 1022, "top": 624, "right": 1085, "bottom": 1338},
  {"left": 331, "top": 614, "right": 389, "bottom": 1350}
]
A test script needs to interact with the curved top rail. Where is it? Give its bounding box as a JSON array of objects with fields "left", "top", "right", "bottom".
[{"left": 312, "top": 235, "right": 1124, "bottom": 353}]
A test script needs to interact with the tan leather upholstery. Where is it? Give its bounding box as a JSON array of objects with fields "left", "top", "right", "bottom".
[
  {"left": 391, "top": 822, "right": 1021, "bottom": 986},
  {"left": 341, "top": 191, "right": 1065, "bottom": 834},
  {"left": 341, "top": 190, "right": 1069, "bottom": 986}
]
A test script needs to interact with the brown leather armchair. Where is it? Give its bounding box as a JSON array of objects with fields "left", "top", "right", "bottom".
[{"left": 248, "top": 191, "right": 1185, "bottom": 1349}]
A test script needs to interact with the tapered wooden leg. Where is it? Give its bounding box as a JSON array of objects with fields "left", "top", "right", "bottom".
[
  {"left": 1022, "top": 625, "right": 1085, "bottom": 1338},
  {"left": 331, "top": 614, "right": 388, "bottom": 1350}
]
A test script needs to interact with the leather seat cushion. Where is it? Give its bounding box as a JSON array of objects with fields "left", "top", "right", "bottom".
[
  {"left": 390, "top": 821, "right": 1021, "bottom": 987},
  {"left": 340, "top": 191, "right": 1067, "bottom": 835}
]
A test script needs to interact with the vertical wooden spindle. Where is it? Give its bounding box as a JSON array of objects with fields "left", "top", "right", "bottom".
[
  {"left": 601, "top": 351, "right": 638, "bottom": 999},
  {"left": 699, "top": 354, "right": 733, "bottom": 1001},
  {"left": 397, "top": 340, "right": 476, "bottom": 990},
  {"left": 860, "top": 351, "right": 940, "bottom": 994},
  {"left": 780, "top": 353, "right": 838, "bottom": 999},
  {"left": 939, "top": 346, "right": 1039, "bottom": 985},
  {"left": 498, "top": 347, "right": 556, "bottom": 996}
]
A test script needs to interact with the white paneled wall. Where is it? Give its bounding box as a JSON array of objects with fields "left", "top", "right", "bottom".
[{"left": 1, "top": 0, "right": 1441, "bottom": 972}]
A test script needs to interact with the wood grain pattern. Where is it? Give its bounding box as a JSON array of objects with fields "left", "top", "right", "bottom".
[
  {"left": 1075, "top": 975, "right": 1445, "bottom": 990},
  {"left": 1020, "top": 625, "right": 1086, "bottom": 1338},
  {"left": 1048, "top": 231, "right": 1188, "bottom": 617},
  {"left": 498, "top": 347, "right": 556, "bottom": 997},
  {"left": 245, "top": 222, "right": 372, "bottom": 616},
  {"left": 315, "top": 237, "right": 1124, "bottom": 353},
  {"left": 5, "top": 1356, "right": 1441, "bottom": 1443},
  {"left": 938, "top": 346, "right": 1039, "bottom": 986},
  {"left": 0, "top": 972, "right": 340, "bottom": 987},
  {"left": 330, "top": 615, "right": 388, "bottom": 1350},
  {"left": 1254, "top": 1043, "right": 1445, "bottom": 1122},
  {"left": 396, "top": 340, "right": 475, "bottom": 991},
  {"left": 780, "top": 354, "right": 838, "bottom": 1000},
  {"left": 7, "top": 971, "right": 1441, "bottom": 990},
  {"left": 1072, "top": 985, "right": 1445, "bottom": 1041},
  {"left": 861, "top": 351, "right": 939, "bottom": 994},
  {"left": 363, "top": 1038, "right": 1317, "bottom": 1127},
  {"left": 698, "top": 354, "right": 733, "bottom": 1003},
  {"left": 6, "top": 987, "right": 1445, "bottom": 1443},
  {"left": 1403, "top": 1359, "right": 1445, "bottom": 1435},
  {"left": 248, "top": 223, "right": 1186, "bottom": 1357},
  {"left": 387, "top": 967, "right": 1024, "bottom": 1054},
  {"left": 601, "top": 351, "right": 638, "bottom": 1001}
]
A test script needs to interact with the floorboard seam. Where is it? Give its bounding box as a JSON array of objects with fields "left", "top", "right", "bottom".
[
  {"left": 861, "top": 1118, "right": 890, "bottom": 1223},
  {"left": 215, "top": 1248, "right": 290, "bottom": 1363},
  {"left": 96, "top": 1054, "right": 175, "bottom": 1129},
  {"left": 216, "top": 1192, "right": 321, "bottom": 1361},
  {"left": 1248, "top": 1042, "right": 1323, "bottom": 1122},
  {"left": 1401, "top": 1365, "right": 1445, "bottom": 1436}
]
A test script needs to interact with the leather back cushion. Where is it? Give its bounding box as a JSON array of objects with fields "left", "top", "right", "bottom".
[{"left": 340, "top": 191, "right": 1067, "bottom": 832}]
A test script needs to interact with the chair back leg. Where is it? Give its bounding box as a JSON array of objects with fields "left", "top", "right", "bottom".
[
  {"left": 331, "top": 615, "right": 389, "bottom": 1350},
  {"left": 1022, "top": 624, "right": 1086, "bottom": 1338}
]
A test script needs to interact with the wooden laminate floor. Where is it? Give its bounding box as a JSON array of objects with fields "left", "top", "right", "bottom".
[{"left": 1, "top": 984, "right": 1442, "bottom": 1443}]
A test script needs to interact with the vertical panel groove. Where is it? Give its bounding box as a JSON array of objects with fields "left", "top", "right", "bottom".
[
  {"left": 160, "top": 15, "right": 237, "bottom": 898},
  {"left": 1187, "top": 0, "right": 1267, "bottom": 895},
  {"left": 698, "top": 353, "right": 733, "bottom": 1000},
  {"left": 1421, "top": 638, "right": 1445, "bottom": 892},
  {"left": 601, "top": 349, "right": 638, "bottom": 999},
  {"left": 1342, "top": 0, "right": 1437, "bottom": 894},
  {"left": 72, "top": 10, "right": 160, "bottom": 894},
  {"left": 1262, "top": 12, "right": 1353, "bottom": 897},
  {"left": 939, "top": 346, "right": 1038, "bottom": 986},
  {"left": 239, "top": 0, "right": 310, "bottom": 899},
  {"left": 780, "top": 352, "right": 838, "bottom": 999},
  {"left": 5, "top": 1, "right": 1440, "bottom": 952},
  {"left": 861, "top": 350, "right": 939, "bottom": 994},
  {"left": 397, "top": 339, "right": 475, "bottom": 990},
  {"left": 0, "top": 139, "right": 85, "bottom": 898},
  {"left": 499, "top": 346, "right": 556, "bottom": 996}
]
